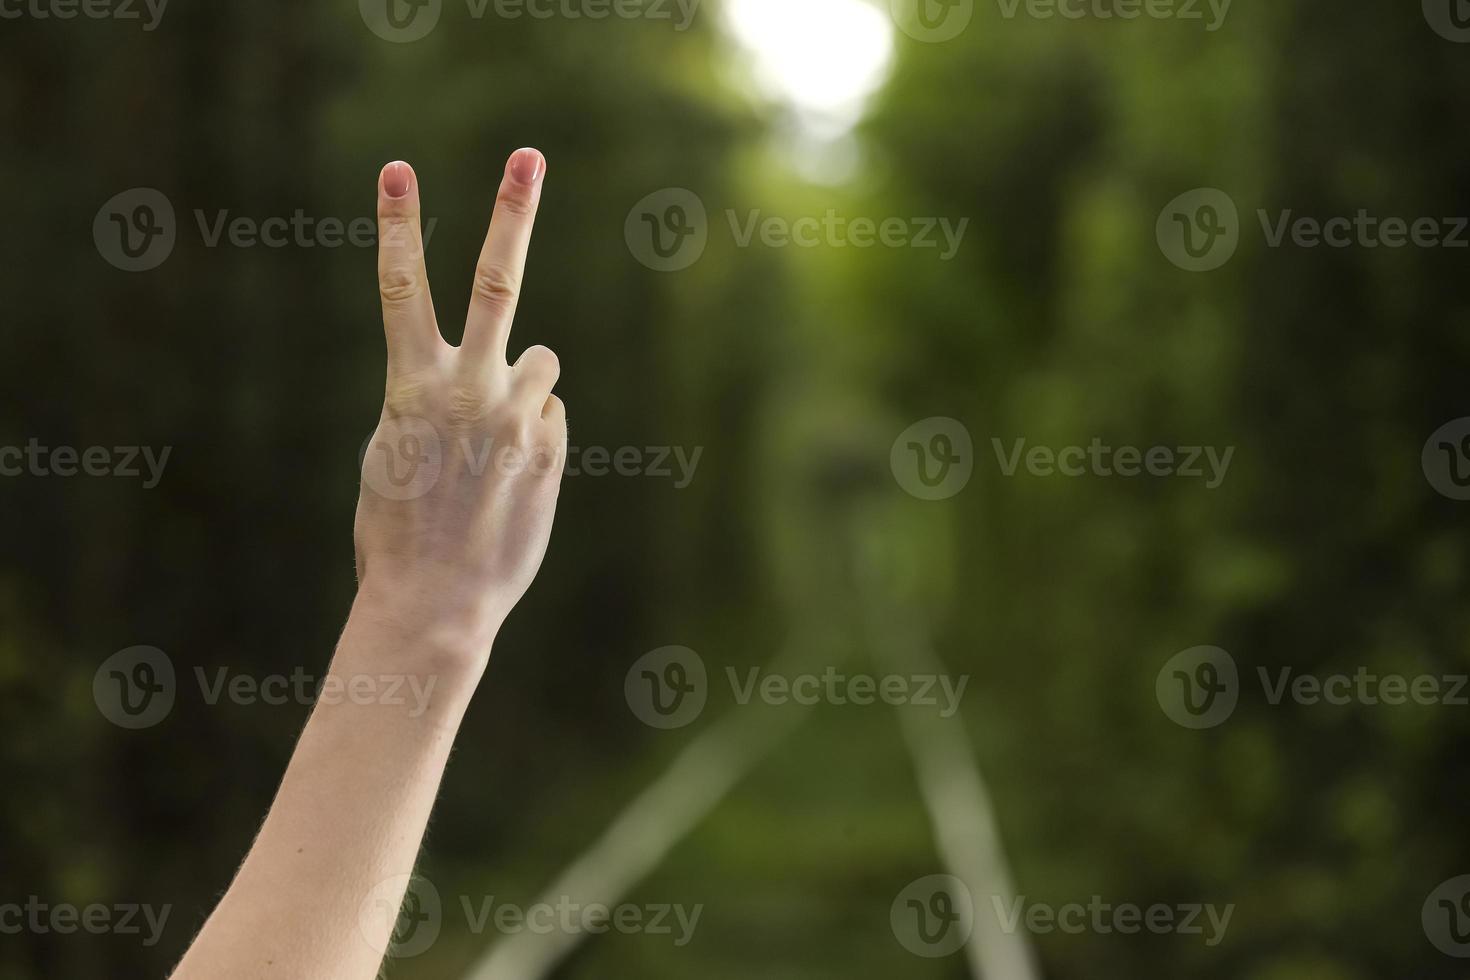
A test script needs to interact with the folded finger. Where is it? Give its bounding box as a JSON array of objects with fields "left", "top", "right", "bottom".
[{"left": 512, "top": 344, "right": 560, "bottom": 406}]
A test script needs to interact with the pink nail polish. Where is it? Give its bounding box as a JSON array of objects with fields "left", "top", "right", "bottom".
[
  {"left": 383, "top": 161, "right": 412, "bottom": 199},
  {"left": 508, "top": 148, "right": 545, "bottom": 186}
]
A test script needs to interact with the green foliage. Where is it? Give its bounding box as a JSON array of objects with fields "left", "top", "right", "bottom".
[{"left": 1, "top": 0, "right": 1467, "bottom": 977}]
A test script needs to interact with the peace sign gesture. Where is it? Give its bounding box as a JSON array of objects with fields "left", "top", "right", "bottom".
[{"left": 356, "top": 149, "right": 565, "bottom": 658}]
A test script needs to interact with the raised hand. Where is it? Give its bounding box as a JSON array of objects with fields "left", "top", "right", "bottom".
[
  {"left": 356, "top": 150, "right": 565, "bottom": 662},
  {"left": 171, "top": 150, "right": 565, "bottom": 980}
]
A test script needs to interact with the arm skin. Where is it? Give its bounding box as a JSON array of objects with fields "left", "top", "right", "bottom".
[{"left": 170, "top": 148, "right": 565, "bottom": 980}]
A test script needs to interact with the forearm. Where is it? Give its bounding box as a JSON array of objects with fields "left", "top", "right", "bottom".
[
  {"left": 170, "top": 593, "right": 491, "bottom": 980},
  {"left": 173, "top": 149, "right": 557, "bottom": 979}
]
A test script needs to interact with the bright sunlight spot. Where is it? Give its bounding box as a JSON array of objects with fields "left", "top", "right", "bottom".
[{"left": 722, "top": 0, "right": 895, "bottom": 134}]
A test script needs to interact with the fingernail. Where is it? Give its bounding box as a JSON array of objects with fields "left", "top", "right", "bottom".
[
  {"left": 382, "top": 161, "right": 412, "bottom": 199},
  {"left": 507, "top": 148, "right": 545, "bottom": 186}
]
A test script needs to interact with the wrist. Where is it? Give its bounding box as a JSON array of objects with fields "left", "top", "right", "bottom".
[
  {"left": 355, "top": 573, "right": 504, "bottom": 645},
  {"left": 338, "top": 583, "right": 502, "bottom": 699}
]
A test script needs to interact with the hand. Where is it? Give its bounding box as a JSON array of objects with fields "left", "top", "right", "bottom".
[
  {"left": 355, "top": 150, "right": 564, "bottom": 663},
  {"left": 170, "top": 151, "right": 564, "bottom": 980}
]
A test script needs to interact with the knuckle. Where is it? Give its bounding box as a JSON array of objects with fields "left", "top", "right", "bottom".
[
  {"left": 379, "top": 267, "right": 423, "bottom": 305},
  {"left": 527, "top": 437, "right": 566, "bottom": 477},
  {"left": 495, "top": 190, "right": 535, "bottom": 219},
  {"left": 471, "top": 264, "right": 520, "bottom": 311},
  {"left": 379, "top": 214, "right": 417, "bottom": 247},
  {"left": 383, "top": 371, "right": 434, "bottom": 415}
]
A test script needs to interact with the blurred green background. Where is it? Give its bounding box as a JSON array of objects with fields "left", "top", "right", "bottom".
[{"left": 3, "top": 0, "right": 1470, "bottom": 976}]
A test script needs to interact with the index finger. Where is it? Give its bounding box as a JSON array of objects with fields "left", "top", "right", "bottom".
[
  {"left": 377, "top": 161, "right": 441, "bottom": 373},
  {"left": 460, "top": 148, "right": 546, "bottom": 367}
]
